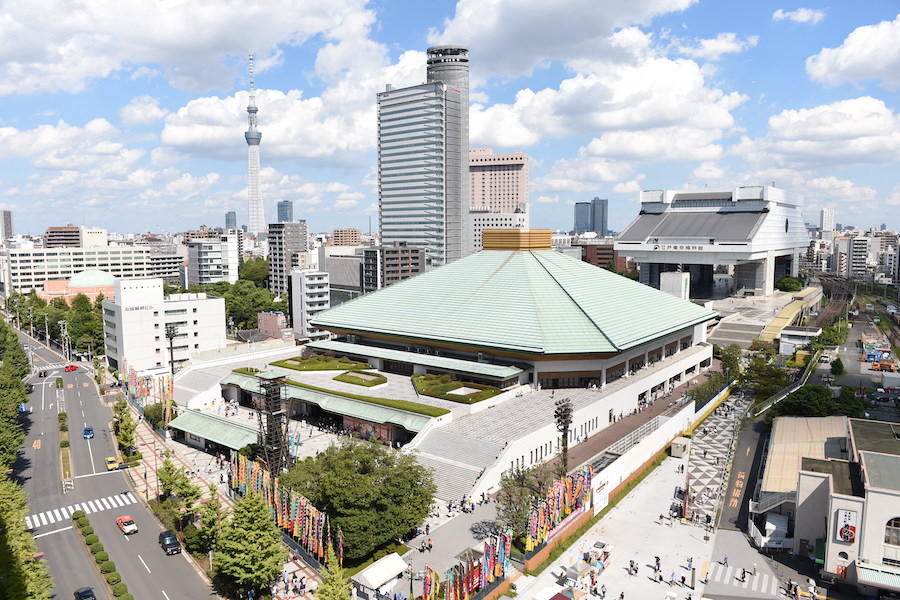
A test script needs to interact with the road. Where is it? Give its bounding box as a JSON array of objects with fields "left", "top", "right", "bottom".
[{"left": 13, "top": 331, "right": 217, "bottom": 600}]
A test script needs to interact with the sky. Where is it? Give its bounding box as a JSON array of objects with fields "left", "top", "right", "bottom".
[{"left": 1, "top": 1, "right": 899, "bottom": 237}]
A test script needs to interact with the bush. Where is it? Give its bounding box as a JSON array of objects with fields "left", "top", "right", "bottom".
[
  {"left": 59, "top": 440, "right": 69, "bottom": 448},
  {"left": 124, "top": 451, "right": 142, "bottom": 461},
  {"left": 59, "top": 422, "right": 68, "bottom": 431},
  {"left": 84, "top": 534, "right": 99, "bottom": 545},
  {"left": 106, "top": 572, "right": 121, "bottom": 585},
  {"left": 89, "top": 541, "right": 104, "bottom": 554},
  {"left": 57, "top": 412, "right": 67, "bottom": 423},
  {"left": 94, "top": 551, "right": 109, "bottom": 564},
  {"left": 119, "top": 594, "right": 134, "bottom": 600},
  {"left": 100, "top": 561, "right": 117, "bottom": 574},
  {"left": 71, "top": 510, "right": 85, "bottom": 520},
  {"left": 112, "top": 583, "right": 128, "bottom": 597},
  {"left": 183, "top": 523, "right": 204, "bottom": 555},
  {"left": 81, "top": 526, "right": 94, "bottom": 537},
  {"left": 55, "top": 377, "right": 63, "bottom": 389}
]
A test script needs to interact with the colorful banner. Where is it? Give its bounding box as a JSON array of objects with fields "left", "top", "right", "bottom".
[
  {"left": 525, "top": 465, "right": 593, "bottom": 551},
  {"left": 444, "top": 530, "right": 512, "bottom": 600}
]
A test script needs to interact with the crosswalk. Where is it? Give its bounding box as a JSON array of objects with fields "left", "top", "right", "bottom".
[
  {"left": 705, "top": 562, "right": 782, "bottom": 597},
  {"left": 25, "top": 491, "right": 137, "bottom": 530}
]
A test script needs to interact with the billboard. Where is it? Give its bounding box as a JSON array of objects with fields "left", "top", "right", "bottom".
[{"left": 836, "top": 509, "right": 857, "bottom": 543}]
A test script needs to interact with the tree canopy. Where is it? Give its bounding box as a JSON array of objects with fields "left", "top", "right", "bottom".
[
  {"left": 496, "top": 462, "right": 555, "bottom": 541},
  {"left": 775, "top": 277, "right": 803, "bottom": 292},
  {"left": 719, "top": 344, "right": 742, "bottom": 381},
  {"left": 739, "top": 355, "right": 791, "bottom": 399},
  {"left": 215, "top": 492, "right": 284, "bottom": 595},
  {"left": 280, "top": 439, "right": 435, "bottom": 560},
  {"left": 770, "top": 385, "right": 866, "bottom": 420}
]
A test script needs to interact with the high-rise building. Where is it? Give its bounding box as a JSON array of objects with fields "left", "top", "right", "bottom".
[
  {"left": 820, "top": 208, "right": 835, "bottom": 233},
  {"left": 43, "top": 225, "right": 107, "bottom": 248},
  {"left": 362, "top": 244, "right": 426, "bottom": 293},
  {"left": 377, "top": 45, "right": 469, "bottom": 267},
  {"left": 591, "top": 197, "right": 608, "bottom": 237},
  {"left": 331, "top": 228, "right": 361, "bottom": 246},
  {"left": 268, "top": 221, "right": 309, "bottom": 297},
  {"left": 0, "top": 211, "right": 13, "bottom": 243},
  {"left": 225, "top": 211, "right": 237, "bottom": 230},
  {"left": 290, "top": 268, "right": 330, "bottom": 342},
  {"left": 469, "top": 148, "right": 528, "bottom": 213},
  {"left": 185, "top": 234, "right": 240, "bottom": 287},
  {"left": 277, "top": 200, "right": 293, "bottom": 223},
  {"left": 574, "top": 203, "right": 592, "bottom": 234},
  {"left": 245, "top": 55, "right": 265, "bottom": 237}
]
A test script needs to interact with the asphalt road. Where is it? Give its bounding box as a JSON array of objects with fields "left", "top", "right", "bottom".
[{"left": 14, "top": 331, "right": 217, "bottom": 600}]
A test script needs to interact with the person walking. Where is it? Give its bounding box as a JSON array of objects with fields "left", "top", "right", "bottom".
[
  {"left": 600, "top": 584, "right": 606, "bottom": 598},
  {"left": 753, "top": 563, "right": 758, "bottom": 576},
  {"left": 722, "top": 554, "right": 728, "bottom": 567}
]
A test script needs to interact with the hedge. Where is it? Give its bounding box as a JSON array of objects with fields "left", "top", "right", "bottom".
[
  {"left": 94, "top": 551, "right": 109, "bottom": 564},
  {"left": 81, "top": 526, "right": 94, "bottom": 537},
  {"left": 333, "top": 370, "right": 388, "bottom": 387},
  {"left": 60, "top": 440, "right": 69, "bottom": 448},
  {"left": 112, "top": 583, "right": 128, "bottom": 597},
  {"left": 89, "top": 542, "right": 104, "bottom": 554},
  {"left": 85, "top": 534, "right": 99, "bottom": 545},
  {"left": 412, "top": 373, "right": 503, "bottom": 404},
  {"left": 58, "top": 412, "right": 67, "bottom": 423},
  {"left": 71, "top": 510, "right": 85, "bottom": 520},
  {"left": 100, "top": 561, "right": 116, "bottom": 574},
  {"left": 77, "top": 516, "right": 89, "bottom": 527},
  {"left": 106, "top": 572, "right": 121, "bottom": 585},
  {"left": 270, "top": 355, "right": 370, "bottom": 371},
  {"left": 119, "top": 594, "right": 134, "bottom": 600}
]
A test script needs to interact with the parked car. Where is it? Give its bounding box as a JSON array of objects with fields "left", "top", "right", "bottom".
[
  {"left": 159, "top": 530, "right": 181, "bottom": 555},
  {"left": 64, "top": 365, "right": 78, "bottom": 372},
  {"left": 83, "top": 426, "right": 94, "bottom": 439},
  {"left": 73, "top": 588, "right": 96, "bottom": 600},
  {"left": 105, "top": 457, "right": 121, "bottom": 471},
  {"left": 116, "top": 515, "right": 138, "bottom": 535}
]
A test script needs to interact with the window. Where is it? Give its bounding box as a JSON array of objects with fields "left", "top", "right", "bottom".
[{"left": 886, "top": 517, "right": 900, "bottom": 546}]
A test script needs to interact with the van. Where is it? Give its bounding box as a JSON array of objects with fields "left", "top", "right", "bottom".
[{"left": 159, "top": 530, "right": 181, "bottom": 555}]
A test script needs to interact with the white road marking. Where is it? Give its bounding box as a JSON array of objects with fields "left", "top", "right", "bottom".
[
  {"left": 51, "top": 508, "right": 62, "bottom": 522},
  {"left": 86, "top": 500, "right": 98, "bottom": 512},
  {"left": 138, "top": 554, "right": 152, "bottom": 573},
  {"left": 25, "top": 516, "right": 33, "bottom": 529},
  {"left": 99, "top": 497, "right": 112, "bottom": 510},
  {"left": 38, "top": 512, "right": 48, "bottom": 526},
  {"left": 162, "top": 591, "right": 171, "bottom": 600},
  {"left": 34, "top": 525, "right": 72, "bottom": 538}
]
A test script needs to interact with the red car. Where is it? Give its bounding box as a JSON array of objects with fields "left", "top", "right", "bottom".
[
  {"left": 116, "top": 515, "right": 137, "bottom": 535},
  {"left": 64, "top": 365, "right": 77, "bottom": 372}
]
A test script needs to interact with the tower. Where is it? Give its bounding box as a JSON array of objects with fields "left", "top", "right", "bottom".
[
  {"left": 377, "top": 45, "right": 469, "bottom": 267},
  {"left": 245, "top": 55, "right": 265, "bottom": 237}
]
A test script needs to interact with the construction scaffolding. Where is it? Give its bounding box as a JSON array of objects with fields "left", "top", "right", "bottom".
[{"left": 256, "top": 371, "right": 290, "bottom": 478}]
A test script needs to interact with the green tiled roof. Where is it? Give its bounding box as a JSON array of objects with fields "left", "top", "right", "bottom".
[
  {"left": 306, "top": 339, "right": 524, "bottom": 379},
  {"left": 168, "top": 410, "right": 258, "bottom": 451},
  {"left": 312, "top": 249, "right": 717, "bottom": 354}
]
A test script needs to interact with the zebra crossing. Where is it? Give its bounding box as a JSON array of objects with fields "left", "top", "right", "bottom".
[
  {"left": 705, "top": 561, "right": 783, "bottom": 597},
  {"left": 25, "top": 491, "right": 137, "bottom": 530}
]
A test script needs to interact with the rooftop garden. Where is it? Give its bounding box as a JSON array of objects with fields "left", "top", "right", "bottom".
[
  {"left": 333, "top": 370, "right": 388, "bottom": 388},
  {"left": 412, "top": 373, "right": 503, "bottom": 404},
  {"left": 270, "top": 354, "right": 370, "bottom": 371}
]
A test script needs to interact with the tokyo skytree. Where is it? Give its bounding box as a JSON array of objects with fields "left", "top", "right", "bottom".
[{"left": 245, "top": 54, "right": 265, "bottom": 237}]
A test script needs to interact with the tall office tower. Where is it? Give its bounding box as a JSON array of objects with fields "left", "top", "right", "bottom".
[
  {"left": 277, "top": 200, "right": 293, "bottom": 223},
  {"left": 820, "top": 208, "right": 834, "bottom": 233},
  {"left": 225, "top": 211, "right": 237, "bottom": 230},
  {"left": 574, "top": 202, "right": 592, "bottom": 234},
  {"left": 268, "top": 221, "right": 309, "bottom": 297},
  {"left": 591, "top": 197, "right": 608, "bottom": 236},
  {"left": 245, "top": 55, "right": 265, "bottom": 237},
  {"left": 469, "top": 148, "right": 529, "bottom": 212},
  {"left": 0, "top": 211, "right": 13, "bottom": 242},
  {"left": 377, "top": 45, "right": 469, "bottom": 267}
]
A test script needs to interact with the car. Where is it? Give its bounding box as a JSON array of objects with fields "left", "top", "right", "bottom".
[
  {"left": 116, "top": 515, "right": 138, "bottom": 535},
  {"left": 159, "top": 530, "right": 182, "bottom": 555},
  {"left": 64, "top": 365, "right": 78, "bottom": 372},
  {"left": 38, "top": 370, "right": 46, "bottom": 377},
  {"left": 73, "top": 588, "right": 96, "bottom": 600},
  {"left": 26, "top": 383, "right": 34, "bottom": 393},
  {"left": 83, "top": 426, "right": 94, "bottom": 439},
  {"left": 105, "top": 456, "right": 121, "bottom": 471}
]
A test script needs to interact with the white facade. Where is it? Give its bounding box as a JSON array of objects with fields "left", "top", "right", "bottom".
[
  {"left": 468, "top": 208, "right": 529, "bottom": 253},
  {"left": 80, "top": 226, "right": 108, "bottom": 248},
  {"left": 820, "top": 207, "right": 835, "bottom": 233},
  {"left": 290, "top": 268, "right": 330, "bottom": 341},
  {"left": 102, "top": 278, "right": 226, "bottom": 373},
  {"left": 185, "top": 235, "right": 239, "bottom": 287},
  {"left": 0, "top": 246, "right": 153, "bottom": 298}
]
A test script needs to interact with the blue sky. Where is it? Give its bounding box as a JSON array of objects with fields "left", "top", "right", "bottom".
[{"left": 1, "top": 1, "right": 899, "bottom": 236}]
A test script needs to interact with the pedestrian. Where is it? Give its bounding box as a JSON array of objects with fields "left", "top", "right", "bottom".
[
  {"left": 686, "top": 557, "right": 692, "bottom": 570},
  {"left": 723, "top": 554, "right": 728, "bottom": 567},
  {"left": 670, "top": 572, "right": 675, "bottom": 586},
  {"left": 618, "top": 593, "right": 624, "bottom": 600},
  {"left": 753, "top": 563, "right": 758, "bottom": 576},
  {"left": 654, "top": 556, "right": 660, "bottom": 572},
  {"left": 659, "top": 513, "right": 664, "bottom": 524},
  {"left": 427, "top": 538, "right": 433, "bottom": 552},
  {"left": 600, "top": 584, "right": 606, "bottom": 598},
  {"left": 425, "top": 523, "right": 430, "bottom": 535}
]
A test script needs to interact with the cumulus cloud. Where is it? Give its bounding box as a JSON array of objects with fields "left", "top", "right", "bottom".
[
  {"left": 535, "top": 195, "right": 561, "bottom": 204},
  {"left": 806, "top": 14, "right": 900, "bottom": 88},
  {"left": 676, "top": 33, "right": 759, "bottom": 61},
  {"left": 731, "top": 97, "right": 900, "bottom": 168},
  {"left": 772, "top": 8, "right": 825, "bottom": 24},
  {"left": 119, "top": 96, "right": 169, "bottom": 125},
  {"left": 0, "top": 0, "right": 373, "bottom": 95},
  {"left": 534, "top": 155, "right": 633, "bottom": 193}
]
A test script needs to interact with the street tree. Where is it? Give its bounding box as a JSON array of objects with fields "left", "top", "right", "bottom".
[
  {"left": 831, "top": 358, "right": 845, "bottom": 377},
  {"left": 554, "top": 396, "right": 573, "bottom": 478},
  {"left": 156, "top": 458, "right": 188, "bottom": 499},
  {"left": 773, "top": 385, "right": 833, "bottom": 418},
  {"left": 496, "top": 462, "right": 555, "bottom": 541},
  {"left": 740, "top": 355, "right": 791, "bottom": 399},
  {"left": 198, "top": 485, "right": 228, "bottom": 554},
  {"left": 280, "top": 439, "right": 435, "bottom": 560},
  {"left": 719, "top": 344, "right": 742, "bottom": 381},
  {"left": 0, "top": 367, "right": 26, "bottom": 468},
  {"left": 215, "top": 491, "right": 283, "bottom": 595},
  {"left": 0, "top": 477, "right": 54, "bottom": 599},
  {"left": 316, "top": 544, "right": 352, "bottom": 600}
]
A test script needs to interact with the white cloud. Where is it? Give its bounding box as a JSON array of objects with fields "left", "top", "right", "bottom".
[
  {"left": 119, "top": 96, "right": 169, "bottom": 126},
  {"left": 691, "top": 161, "right": 726, "bottom": 181},
  {"left": 806, "top": 14, "right": 900, "bottom": 88},
  {"left": 0, "top": 0, "right": 373, "bottom": 95},
  {"left": 731, "top": 97, "right": 900, "bottom": 168},
  {"left": 584, "top": 126, "right": 724, "bottom": 162},
  {"left": 535, "top": 195, "right": 561, "bottom": 204},
  {"left": 676, "top": 33, "right": 759, "bottom": 61},
  {"left": 772, "top": 8, "right": 825, "bottom": 24},
  {"left": 429, "top": 0, "right": 697, "bottom": 81},
  {"left": 535, "top": 155, "right": 633, "bottom": 193},
  {"left": 612, "top": 176, "right": 646, "bottom": 194}
]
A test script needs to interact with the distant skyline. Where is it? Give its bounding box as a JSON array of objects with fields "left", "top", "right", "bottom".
[{"left": 1, "top": 1, "right": 899, "bottom": 236}]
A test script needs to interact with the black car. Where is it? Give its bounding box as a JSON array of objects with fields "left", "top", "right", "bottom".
[
  {"left": 159, "top": 530, "right": 181, "bottom": 555},
  {"left": 74, "top": 588, "right": 96, "bottom": 600}
]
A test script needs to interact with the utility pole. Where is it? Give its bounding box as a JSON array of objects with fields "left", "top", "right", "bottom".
[
  {"left": 44, "top": 313, "right": 49, "bottom": 347},
  {"left": 58, "top": 320, "right": 69, "bottom": 362},
  {"left": 165, "top": 324, "right": 178, "bottom": 428},
  {"left": 27, "top": 306, "right": 33, "bottom": 338}
]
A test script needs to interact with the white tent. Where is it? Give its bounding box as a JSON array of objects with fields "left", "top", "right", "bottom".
[{"left": 352, "top": 553, "right": 408, "bottom": 591}]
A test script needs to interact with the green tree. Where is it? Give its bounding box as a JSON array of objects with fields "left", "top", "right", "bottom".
[
  {"left": 720, "top": 344, "right": 742, "bottom": 381},
  {"left": 215, "top": 492, "right": 283, "bottom": 595},
  {"left": 115, "top": 407, "right": 137, "bottom": 456},
  {"left": 831, "top": 358, "right": 844, "bottom": 377},
  {"left": 0, "top": 477, "right": 54, "bottom": 599},
  {"left": 280, "top": 439, "right": 435, "bottom": 560},
  {"left": 238, "top": 257, "right": 269, "bottom": 288},
  {"left": 773, "top": 385, "right": 833, "bottom": 418},
  {"left": 833, "top": 386, "right": 866, "bottom": 417},
  {"left": 0, "top": 366, "right": 26, "bottom": 467},
  {"left": 554, "top": 396, "right": 573, "bottom": 478},
  {"left": 774, "top": 277, "right": 803, "bottom": 292},
  {"left": 316, "top": 544, "right": 352, "bottom": 600},
  {"left": 198, "top": 485, "right": 228, "bottom": 554},
  {"left": 740, "top": 355, "right": 791, "bottom": 399},
  {"left": 495, "top": 462, "right": 555, "bottom": 541},
  {"left": 157, "top": 458, "right": 187, "bottom": 499},
  {"left": 70, "top": 293, "right": 92, "bottom": 314}
]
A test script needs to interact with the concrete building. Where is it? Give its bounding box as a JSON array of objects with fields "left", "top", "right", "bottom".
[
  {"left": 0, "top": 210, "right": 13, "bottom": 243},
  {"left": 331, "top": 228, "right": 361, "bottom": 246},
  {"left": 290, "top": 268, "right": 330, "bottom": 342},
  {"left": 615, "top": 186, "right": 809, "bottom": 297},
  {"left": 268, "top": 221, "right": 309, "bottom": 297},
  {"left": 821, "top": 208, "right": 835, "bottom": 233},
  {"left": 362, "top": 244, "right": 426, "bottom": 293},
  {"left": 574, "top": 198, "right": 609, "bottom": 236},
  {"left": 468, "top": 207, "right": 529, "bottom": 253},
  {"left": 38, "top": 270, "right": 117, "bottom": 306},
  {"left": 276, "top": 200, "right": 293, "bottom": 223},
  {"left": 257, "top": 311, "right": 292, "bottom": 342},
  {"left": 469, "top": 148, "right": 529, "bottom": 213},
  {"left": 185, "top": 234, "right": 239, "bottom": 287},
  {"left": 225, "top": 211, "right": 237, "bottom": 230},
  {"left": 0, "top": 246, "right": 153, "bottom": 297},
  {"left": 43, "top": 225, "right": 107, "bottom": 248},
  {"left": 573, "top": 237, "right": 628, "bottom": 271},
  {"left": 102, "top": 278, "right": 226, "bottom": 373},
  {"left": 574, "top": 202, "right": 592, "bottom": 235},
  {"left": 377, "top": 45, "right": 469, "bottom": 267}
]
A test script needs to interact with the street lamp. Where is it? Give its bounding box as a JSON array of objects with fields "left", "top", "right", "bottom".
[
  {"left": 164, "top": 323, "right": 178, "bottom": 428},
  {"left": 44, "top": 313, "right": 49, "bottom": 346},
  {"left": 27, "top": 306, "right": 33, "bottom": 338},
  {"left": 58, "top": 320, "right": 69, "bottom": 361}
]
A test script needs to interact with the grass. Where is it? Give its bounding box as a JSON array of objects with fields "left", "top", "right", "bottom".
[
  {"left": 411, "top": 373, "right": 503, "bottom": 404},
  {"left": 232, "top": 368, "right": 450, "bottom": 418},
  {"left": 270, "top": 355, "right": 371, "bottom": 371},
  {"left": 524, "top": 453, "right": 667, "bottom": 576},
  {"left": 333, "top": 370, "right": 388, "bottom": 387}
]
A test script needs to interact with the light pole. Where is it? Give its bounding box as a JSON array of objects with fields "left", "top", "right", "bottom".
[
  {"left": 13, "top": 298, "right": 19, "bottom": 330},
  {"left": 27, "top": 306, "right": 33, "bottom": 338},
  {"left": 44, "top": 313, "right": 49, "bottom": 347},
  {"left": 165, "top": 323, "right": 178, "bottom": 428},
  {"left": 58, "top": 320, "right": 69, "bottom": 362}
]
